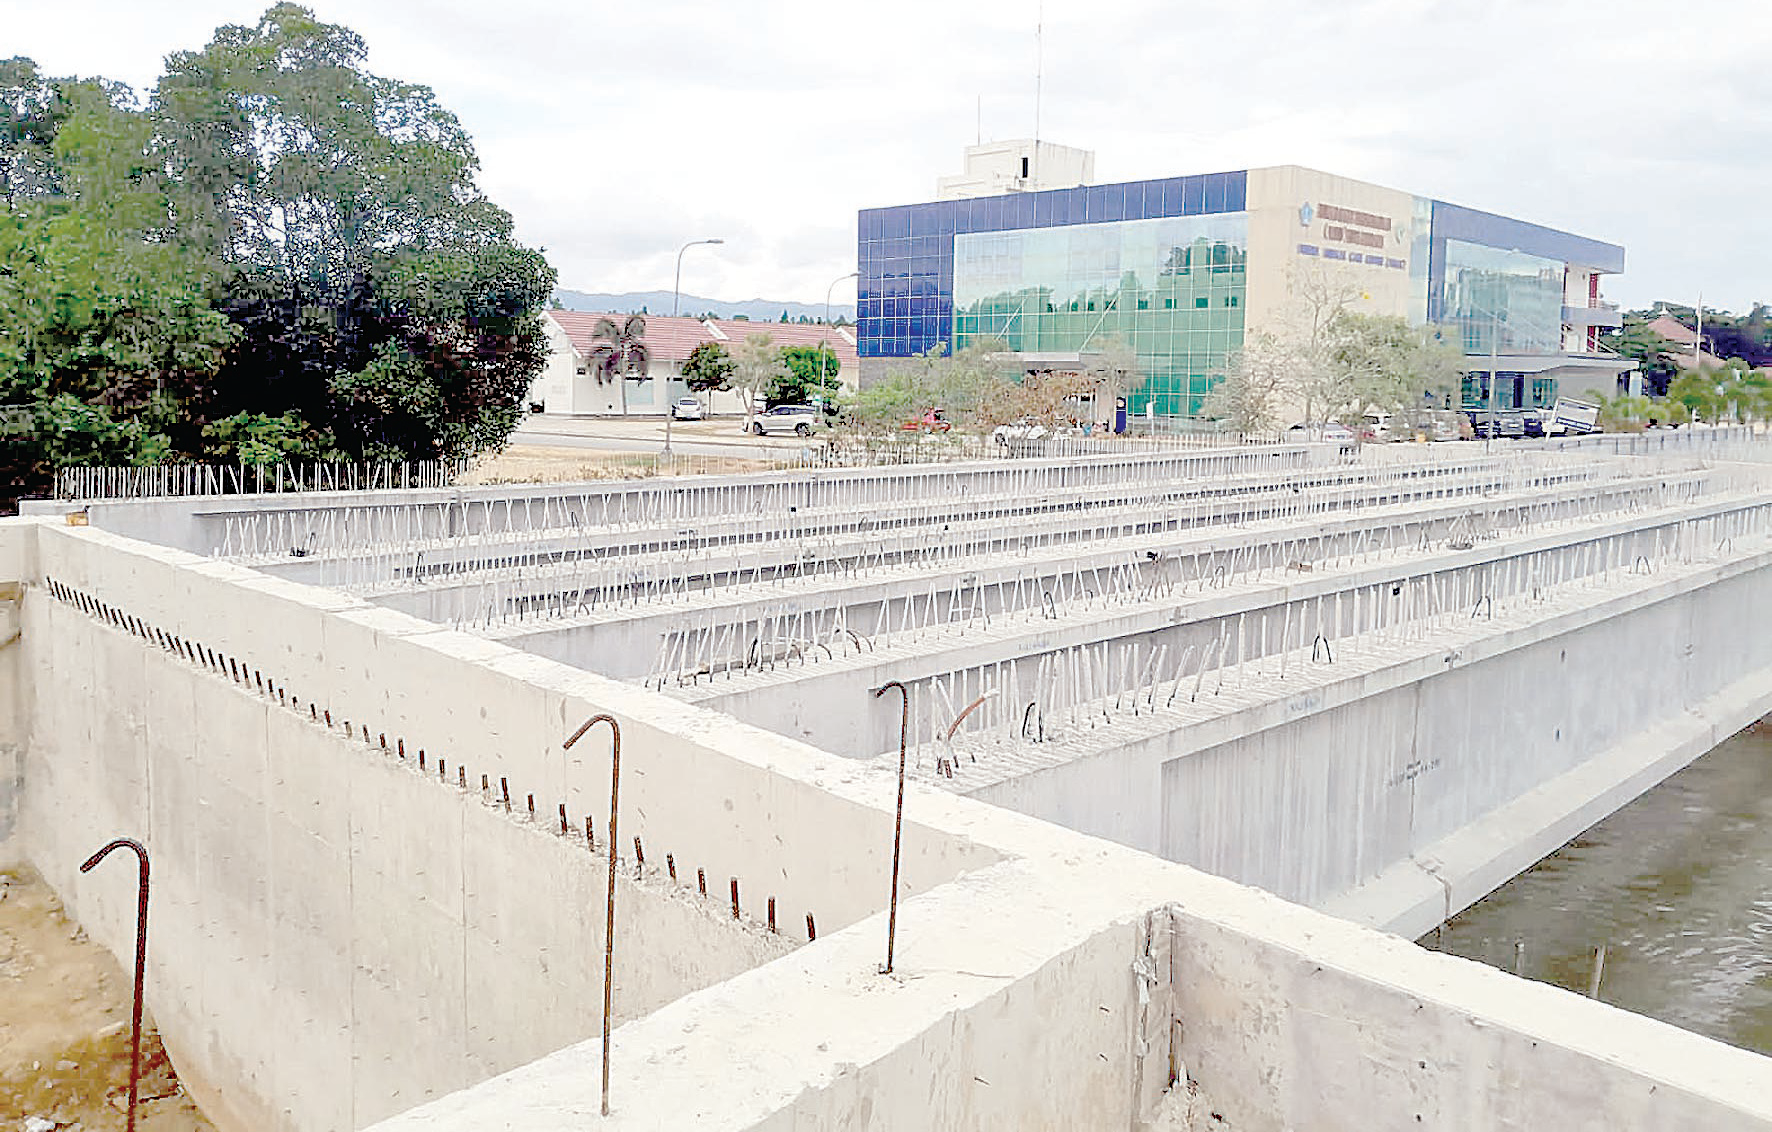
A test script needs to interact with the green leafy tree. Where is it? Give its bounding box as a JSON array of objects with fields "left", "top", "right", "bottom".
[
  {"left": 0, "top": 76, "right": 238, "bottom": 505},
  {"left": 151, "top": 4, "right": 556, "bottom": 460},
  {"left": 680, "top": 341, "right": 734, "bottom": 396},
  {"left": 1323, "top": 312, "right": 1464, "bottom": 427},
  {"left": 770, "top": 344, "right": 844, "bottom": 407},
  {"left": 1600, "top": 314, "right": 1684, "bottom": 397},
  {"left": 0, "top": 56, "right": 74, "bottom": 202},
  {"left": 845, "top": 340, "right": 1017, "bottom": 435},
  {"left": 1667, "top": 368, "right": 1724, "bottom": 422}
]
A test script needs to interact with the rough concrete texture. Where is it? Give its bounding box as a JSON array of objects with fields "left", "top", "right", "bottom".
[
  {"left": 9, "top": 521, "right": 805, "bottom": 1130},
  {"left": 6, "top": 444, "right": 1772, "bottom": 1132}
]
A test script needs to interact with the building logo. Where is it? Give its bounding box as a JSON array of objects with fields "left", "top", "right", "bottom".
[
  {"left": 1392, "top": 224, "right": 1409, "bottom": 246},
  {"left": 1299, "top": 202, "right": 1314, "bottom": 227}
]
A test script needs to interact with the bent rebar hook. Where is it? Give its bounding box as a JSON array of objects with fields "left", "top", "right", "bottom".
[
  {"left": 564, "top": 714, "right": 622, "bottom": 1117},
  {"left": 871, "top": 681, "right": 909, "bottom": 975},
  {"left": 81, "top": 839, "right": 149, "bottom": 1132}
]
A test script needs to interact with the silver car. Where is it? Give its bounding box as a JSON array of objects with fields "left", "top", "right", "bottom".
[{"left": 750, "top": 404, "right": 822, "bottom": 437}]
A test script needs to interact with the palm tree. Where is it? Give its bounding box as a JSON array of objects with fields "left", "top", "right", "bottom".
[{"left": 589, "top": 314, "right": 651, "bottom": 415}]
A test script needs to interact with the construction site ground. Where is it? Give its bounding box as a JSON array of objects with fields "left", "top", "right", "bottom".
[{"left": 0, "top": 862, "right": 212, "bottom": 1131}]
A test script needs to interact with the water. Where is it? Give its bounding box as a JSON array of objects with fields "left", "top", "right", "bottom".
[{"left": 1420, "top": 723, "right": 1772, "bottom": 1056}]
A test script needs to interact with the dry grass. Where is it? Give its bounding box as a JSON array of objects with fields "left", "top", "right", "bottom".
[{"left": 460, "top": 445, "right": 781, "bottom": 485}]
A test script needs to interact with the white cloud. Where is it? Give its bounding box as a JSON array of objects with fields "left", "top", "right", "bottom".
[{"left": 13, "top": 0, "right": 1772, "bottom": 310}]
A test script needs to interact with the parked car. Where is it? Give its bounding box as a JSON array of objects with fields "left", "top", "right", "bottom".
[
  {"left": 1357, "top": 410, "right": 1392, "bottom": 442},
  {"left": 902, "top": 408, "right": 952, "bottom": 433},
  {"left": 751, "top": 404, "right": 823, "bottom": 436},
  {"left": 1287, "top": 421, "right": 1356, "bottom": 444},
  {"left": 1468, "top": 410, "right": 1526, "bottom": 439},
  {"left": 992, "top": 419, "right": 1049, "bottom": 445},
  {"left": 1427, "top": 410, "right": 1469, "bottom": 442},
  {"left": 670, "top": 397, "right": 703, "bottom": 421}
]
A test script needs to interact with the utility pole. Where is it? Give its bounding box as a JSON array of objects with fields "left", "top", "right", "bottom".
[
  {"left": 1486, "top": 308, "right": 1501, "bottom": 454},
  {"left": 1694, "top": 292, "right": 1704, "bottom": 367},
  {"left": 668, "top": 238, "right": 724, "bottom": 454},
  {"left": 824, "top": 271, "right": 858, "bottom": 406}
]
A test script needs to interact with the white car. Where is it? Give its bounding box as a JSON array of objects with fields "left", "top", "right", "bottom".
[
  {"left": 670, "top": 397, "right": 703, "bottom": 421},
  {"left": 992, "top": 420, "right": 1050, "bottom": 446},
  {"left": 1287, "top": 421, "right": 1355, "bottom": 444},
  {"left": 750, "top": 404, "right": 823, "bottom": 436}
]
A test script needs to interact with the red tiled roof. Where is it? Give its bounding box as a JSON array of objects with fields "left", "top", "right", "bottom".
[
  {"left": 547, "top": 311, "right": 711, "bottom": 361},
  {"left": 706, "top": 319, "right": 858, "bottom": 367},
  {"left": 546, "top": 311, "right": 858, "bottom": 369},
  {"left": 1646, "top": 314, "right": 1699, "bottom": 345}
]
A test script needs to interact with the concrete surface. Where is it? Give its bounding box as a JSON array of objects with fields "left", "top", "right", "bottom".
[{"left": 5, "top": 438, "right": 1772, "bottom": 1132}]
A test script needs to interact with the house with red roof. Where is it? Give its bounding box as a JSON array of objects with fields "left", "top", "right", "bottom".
[
  {"left": 529, "top": 311, "right": 859, "bottom": 416},
  {"left": 1644, "top": 313, "right": 1726, "bottom": 370}
]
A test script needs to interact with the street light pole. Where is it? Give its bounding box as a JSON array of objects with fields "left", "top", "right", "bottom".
[
  {"left": 824, "top": 270, "right": 858, "bottom": 406},
  {"left": 673, "top": 238, "right": 724, "bottom": 318},
  {"left": 668, "top": 238, "right": 724, "bottom": 455}
]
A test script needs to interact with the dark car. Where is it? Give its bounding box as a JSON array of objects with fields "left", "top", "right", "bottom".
[{"left": 1468, "top": 410, "right": 1526, "bottom": 439}]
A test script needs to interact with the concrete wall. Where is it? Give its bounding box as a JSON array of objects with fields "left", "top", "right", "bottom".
[
  {"left": 8, "top": 515, "right": 1772, "bottom": 1132},
  {"left": 366, "top": 814, "right": 1772, "bottom": 1132},
  {"left": 962, "top": 519, "right": 1772, "bottom": 932},
  {"left": 14, "top": 567, "right": 799, "bottom": 1128},
  {"left": 0, "top": 521, "right": 33, "bottom": 859},
  {"left": 4, "top": 518, "right": 1003, "bottom": 1130}
]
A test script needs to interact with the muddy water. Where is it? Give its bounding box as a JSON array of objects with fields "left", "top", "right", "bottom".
[{"left": 1419, "top": 723, "right": 1772, "bottom": 1056}]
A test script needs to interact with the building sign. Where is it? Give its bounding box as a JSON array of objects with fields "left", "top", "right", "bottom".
[{"left": 1300, "top": 201, "right": 1408, "bottom": 269}]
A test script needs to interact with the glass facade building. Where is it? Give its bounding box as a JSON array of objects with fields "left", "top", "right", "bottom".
[
  {"left": 858, "top": 171, "right": 1248, "bottom": 414},
  {"left": 953, "top": 213, "right": 1248, "bottom": 414},
  {"left": 858, "top": 167, "right": 1627, "bottom": 418}
]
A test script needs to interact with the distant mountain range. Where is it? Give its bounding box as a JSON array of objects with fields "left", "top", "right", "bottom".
[{"left": 555, "top": 289, "right": 855, "bottom": 324}]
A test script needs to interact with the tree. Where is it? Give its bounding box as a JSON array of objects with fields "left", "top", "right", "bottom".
[
  {"left": 1600, "top": 314, "right": 1684, "bottom": 397},
  {"left": 0, "top": 56, "right": 74, "bottom": 203},
  {"left": 730, "top": 333, "right": 789, "bottom": 431},
  {"left": 1667, "top": 368, "right": 1723, "bottom": 423},
  {"left": 589, "top": 314, "right": 649, "bottom": 416},
  {"left": 847, "top": 345, "right": 945, "bottom": 432},
  {"left": 680, "top": 342, "right": 734, "bottom": 396},
  {"left": 1324, "top": 312, "right": 1464, "bottom": 427},
  {"left": 151, "top": 3, "right": 556, "bottom": 460},
  {"left": 1, "top": 76, "right": 240, "bottom": 504},
  {"left": 1085, "top": 339, "right": 1141, "bottom": 430},
  {"left": 845, "top": 340, "right": 1019, "bottom": 435},
  {"left": 771, "top": 344, "right": 844, "bottom": 406},
  {"left": 1203, "top": 331, "right": 1296, "bottom": 434}
]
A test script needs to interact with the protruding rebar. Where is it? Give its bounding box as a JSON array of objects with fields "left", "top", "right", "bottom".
[
  {"left": 564, "top": 713, "right": 623, "bottom": 1118},
  {"left": 872, "top": 680, "right": 909, "bottom": 974},
  {"left": 80, "top": 839, "right": 149, "bottom": 1132}
]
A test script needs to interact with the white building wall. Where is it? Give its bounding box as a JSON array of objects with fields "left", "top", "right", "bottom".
[
  {"left": 937, "top": 140, "right": 1094, "bottom": 199},
  {"left": 531, "top": 317, "right": 579, "bottom": 414}
]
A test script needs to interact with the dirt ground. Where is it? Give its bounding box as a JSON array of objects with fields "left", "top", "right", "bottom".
[
  {"left": 459, "top": 444, "right": 780, "bottom": 486},
  {"left": 0, "top": 863, "right": 213, "bottom": 1131}
]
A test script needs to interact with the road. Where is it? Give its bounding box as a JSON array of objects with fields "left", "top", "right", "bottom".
[{"left": 510, "top": 415, "right": 798, "bottom": 460}]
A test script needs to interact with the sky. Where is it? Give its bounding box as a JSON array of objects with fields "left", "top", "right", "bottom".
[{"left": 9, "top": 0, "right": 1771, "bottom": 313}]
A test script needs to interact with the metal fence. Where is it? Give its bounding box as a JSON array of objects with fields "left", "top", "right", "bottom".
[{"left": 54, "top": 460, "right": 469, "bottom": 501}]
